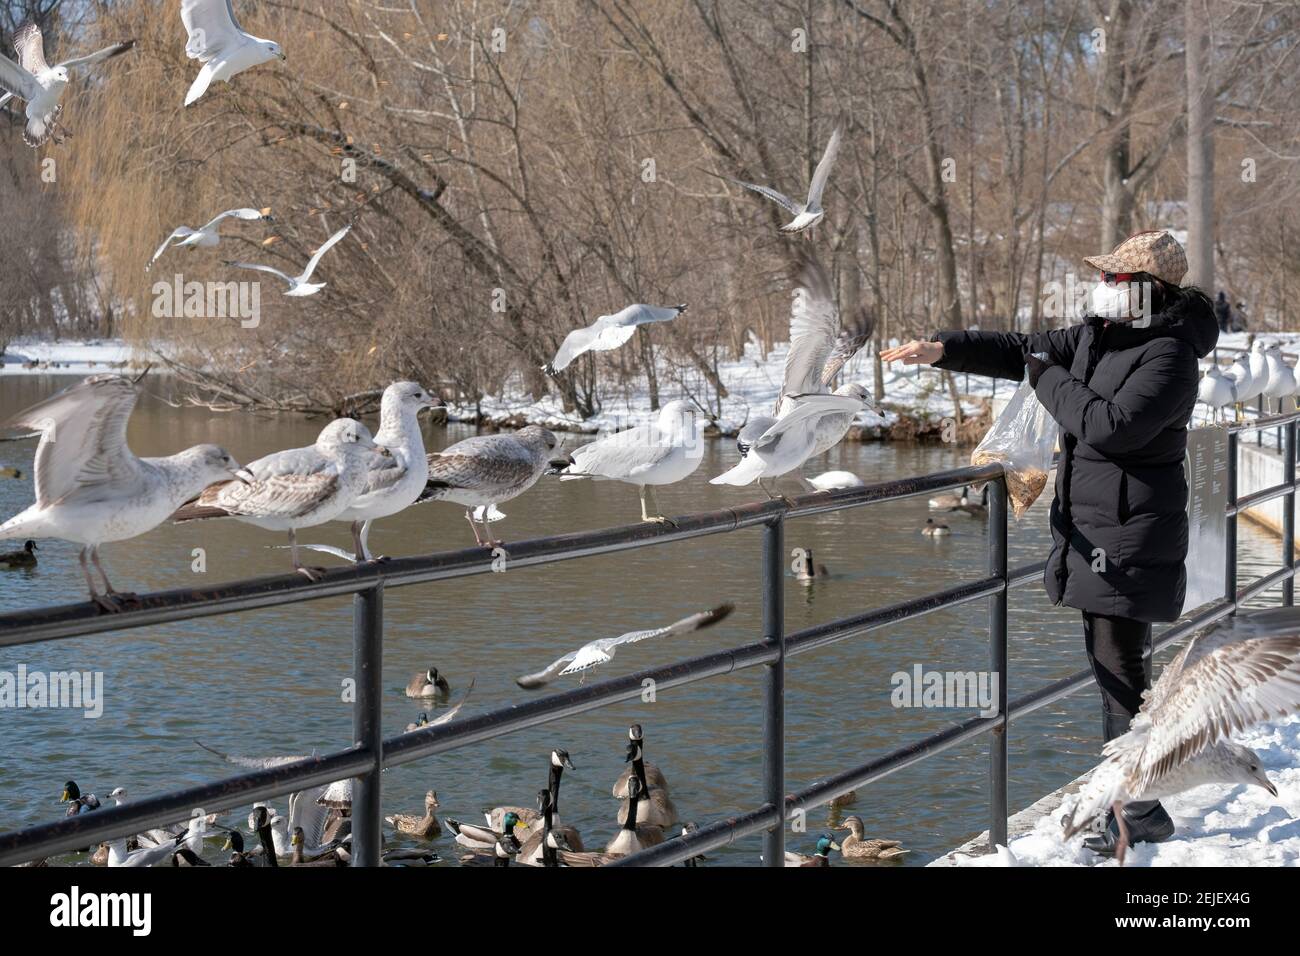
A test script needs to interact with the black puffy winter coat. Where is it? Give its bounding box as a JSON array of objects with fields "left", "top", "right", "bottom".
[{"left": 933, "top": 293, "right": 1219, "bottom": 622}]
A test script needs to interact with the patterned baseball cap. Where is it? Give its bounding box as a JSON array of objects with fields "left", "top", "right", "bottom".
[{"left": 1083, "top": 230, "right": 1188, "bottom": 286}]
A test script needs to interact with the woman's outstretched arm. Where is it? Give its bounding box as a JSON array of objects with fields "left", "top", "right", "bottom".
[{"left": 882, "top": 325, "right": 1082, "bottom": 379}]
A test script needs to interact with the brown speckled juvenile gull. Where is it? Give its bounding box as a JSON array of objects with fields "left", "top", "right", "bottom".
[
  {"left": 173, "top": 418, "right": 383, "bottom": 580},
  {"left": 1062, "top": 607, "right": 1300, "bottom": 863},
  {"left": 418, "top": 425, "right": 563, "bottom": 547},
  {"left": 0, "top": 374, "right": 243, "bottom": 611}
]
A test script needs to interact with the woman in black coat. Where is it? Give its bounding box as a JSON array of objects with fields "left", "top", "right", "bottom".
[{"left": 883, "top": 231, "right": 1219, "bottom": 856}]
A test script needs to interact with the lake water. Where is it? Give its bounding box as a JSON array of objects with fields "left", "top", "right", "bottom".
[{"left": 0, "top": 375, "right": 1287, "bottom": 865}]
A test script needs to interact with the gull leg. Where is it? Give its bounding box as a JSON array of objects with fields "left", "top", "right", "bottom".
[
  {"left": 478, "top": 510, "right": 503, "bottom": 549},
  {"left": 1112, "top": 801, "right": 1131, "bottom": 866},
  {"left": 640, "top": 485, "right": 677, "bottom": 527},
  {"left": 464, "top": 509, "right": 489, "bottom": 547},
  {"left": 358, "top": 520, "right": 385, "bottom": 562},
  {"left": 80, "top": 547, "right": 116, "bottom": 613},
  {"left": 91, "top": 546, "right": 138, "bottom": 608},
  {"left": 638, "top": 486, "right": 651, "bottom": 522},
  {"left": 289, "top": 529, "right": 325, "bottom": 581}
]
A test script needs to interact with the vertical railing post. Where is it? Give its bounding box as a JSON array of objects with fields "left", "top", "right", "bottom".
[
  {"left": 987, "top": 477, "right": 1009, "bottom": 849},
  {"left": 761, "top": 517, "right": 785, "bottom": 866},
  {"left": 351, "top": 584, "right": 384, "bottom": 866},
  {"left": 1285, "top": 421, "right": 1296, "bottom": 606},
  {"left": 1226, "top": 431, "right": 1239, "bottom": 608}
]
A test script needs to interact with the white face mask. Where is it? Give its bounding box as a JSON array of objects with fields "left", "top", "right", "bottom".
[{"left": 1089, "top": 281, "right": 1134, "bottom": 319}]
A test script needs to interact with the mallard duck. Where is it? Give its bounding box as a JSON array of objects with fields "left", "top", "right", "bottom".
[
  {"left": 921, "top": 518, "right": 950, "bottom": 537},
  {"left": 290, "top": 826, "right": 346, "bottom": 866},
  {"left": 784, "top": 833, "right": 840, "bottom": 867},
  {"left": 221, "top": 829, "right": 259, "bottom": 867},
  {"left": 839, "top": 816, "right": 909, "bottom": 860},
  {"left": 405, "top": 712, "right": 431, "bottom": 732},
  {"left": 478, "top": 749, "right": 584, "bottom": 857},
  {"left": 928, "top": 486, "right": 968, "bottom": 510},
  {"left": 612, "top": 724, "right": 670, "bottom": 797},
  {"left": 61, "top": 780, "right": 100, "bottom": 815},
  {"left": 448, "top": 812, "right": 526, "bottom": 867},
  {"left": 406, "top": 666, "right": 450, "bottom": 699},
  {"left": 617, "top": 736, "right": 678, "bottom": 829},
  {"left": 386, "top": 790, "right": 441, "bottom": 839},
  {"left": 0, "top": 540, "right": 37, "bottom": 568}
]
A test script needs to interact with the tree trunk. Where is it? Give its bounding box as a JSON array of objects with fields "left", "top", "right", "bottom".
[{"left": 1185, "top": 0, "right": 1216, "bottom": 289}]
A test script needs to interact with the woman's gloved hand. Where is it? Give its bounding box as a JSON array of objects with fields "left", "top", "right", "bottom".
[{"left": 1026, "top": 353, "right": 1053, "bottom": 388}]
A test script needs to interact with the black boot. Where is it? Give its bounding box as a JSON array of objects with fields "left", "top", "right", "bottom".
[{"left": 1082, "top": 801, "right": 1175, "bottom": 857}]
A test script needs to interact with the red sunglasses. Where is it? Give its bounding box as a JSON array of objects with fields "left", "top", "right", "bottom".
[{"left": 1100, "top": 271, "right": 1136, "bottom": 286}]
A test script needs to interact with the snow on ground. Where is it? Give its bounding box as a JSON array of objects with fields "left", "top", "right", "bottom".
[
  {"left": 1, "top": 338, "right": 138, "bottom": 375},
  {"left": 444, "top": 335, "right": 995, "bottom": 436},
  {"left": 949, "top": 714, "right": 1300, "bottom": 867}
]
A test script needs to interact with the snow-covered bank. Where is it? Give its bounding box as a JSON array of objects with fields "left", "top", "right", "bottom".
[
  {"left": 941, "top": 714, "right": 1300, "bottom": 867},
  {"left": 1, "top": 338, "right": 138, "bottom": 375}
]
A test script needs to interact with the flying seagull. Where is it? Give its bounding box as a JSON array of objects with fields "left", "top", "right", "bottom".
[
  {"left": 516, "top": 604, "right": 734, "bottom": 689},
  {"left": 544, "top": 303, "right": 687, "bottom": 375},
  {"left": 1061, "top": 607, "right": 1300, "bottom": 864},
  {"left": 225, "top": 223, "right": 351, "bottom": 296},
  {"left": 181, "top": 0, "right": 285, "bottom": 107},
  {"left": 0, "top": 373, "right": 243, "bottom": 611},
  {"left": 0, "top": 21, "right": 134, "bottom": 147},
  {"left": 724, "top": 126, "right": 842, "bottom": 236},
  {"left": 146, "top": 207, "right": 273, "bottom": 272}
]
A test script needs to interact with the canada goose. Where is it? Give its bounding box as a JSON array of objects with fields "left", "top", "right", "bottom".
[
  {"left": 449, "top": 812, "right": 526, "bottom": 867},
  {"left": 928, "top": 486, "right": 968, "bottom": 510},
  {"left": 0, "top": 540, "right": 37, "bottom": 568},
  {"left": 250, "top": 806, "right": 279, "bottom": 867},
  {"left": 516, "top": 789, "right": 574, "bottom": 867},
  {"left": 406, "top": 666, "right": 450, "bottom": 699},
  {"left": 617, "top": 737, "right": 678, "bottom": 829},
  {"left": 386, "top": 790, "right": 441, "bottom": 839},
  {"left": 839, "top": 816, "right": 909, "bottom": 861},
  {"left": 953, "top": 485, "right": 989, "bottom": 517},
  {"left": 921, "top": 518, "right": 950, "bottom": 537},
  {"left": 612, "top": 724, "right": 670, "bottom": 797},
  {"left": 558, "top": 773, "right": 663, "bottom": 866},
  {"left": 784, "top": 833, "right": 840, "bottom": 867},
  {"left": 793, "top": 547, "right": 830, "bottom": 583},
  {"left": 477, "top": 749, "right": 584, "bottom": 855}
]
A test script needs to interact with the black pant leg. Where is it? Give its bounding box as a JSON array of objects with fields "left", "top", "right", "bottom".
[{"left": 1082, "top": 611, "right": 1153, "bottom": 742}]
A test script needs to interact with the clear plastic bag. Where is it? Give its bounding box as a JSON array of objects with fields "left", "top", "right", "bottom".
[{"left": 970, "top": 370, "right": 1057, "bottom": 519}]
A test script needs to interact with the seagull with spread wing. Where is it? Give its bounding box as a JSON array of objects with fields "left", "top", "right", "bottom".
[
  {"left": 0, "top": 21, "right": 134, "bottom": 147},
  {"left": 516, "top": 605, "right": 734, "bottom": 689},
  {"left": 0, "top": 373, "right": 243, "bottom": 610},
  {"left": 225, "top": 223, "right": 350, "bottom": 296},
  {"left": 180, "top": 0, "right": 285, "bottom": 106},
  {"left": 544, "top": 303, "right": 687, "bottom": 375},
  {"left": 146, "top": 207, "right": 273, "bottom": 272},
  {"left": 1061, "top": 607, "right": 1300, "bottom": 864},
  {"left": 725, "top": 126, "right": 841, "bottom": 236}
]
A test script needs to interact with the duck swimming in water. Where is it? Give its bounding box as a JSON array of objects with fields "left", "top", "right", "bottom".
[
  {"left": 785, "top": 833, "right": 840, "bottom": 867},
  {"left": 0, "top": 539, "right": 36, "bottom": 568},
  {"left": 838, "top": 816, "right": 909, "bottom": 861},
  {"left": 921, "top": 518, "right": 951, "bottom": 537}
]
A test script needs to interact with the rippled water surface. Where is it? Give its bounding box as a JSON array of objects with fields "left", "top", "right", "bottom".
[{"left": 0, "top": 375, "right": 1286, "bottom": 865}]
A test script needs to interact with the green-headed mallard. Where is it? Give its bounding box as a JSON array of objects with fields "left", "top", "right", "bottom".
[
  {"left": 386, "top": 789, "right": 441, "bottom": 839},
  {"left": 0, "top": 540, "right": 37, "bottom": 568},
  {"left": 406, "top": 666, "right": 450, "bottom": 700},
  {"left": 921, "top": 518, "right": 951, "bottom": 537},
  {"left": 839, "top": 816, "right": 909, "bottom": 860},
  {"left": 785, "top": 833, "right": 840, "bottom": 867},
  {"left": 449, "top": 811, "right": 526, "bottom": 867}
]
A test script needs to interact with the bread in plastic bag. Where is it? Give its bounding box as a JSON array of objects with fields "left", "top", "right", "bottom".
[{"left": 970, "top": 370, "right": 1057, "bottom": 519}]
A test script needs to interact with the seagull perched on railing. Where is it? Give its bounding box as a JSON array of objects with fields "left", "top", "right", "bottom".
[
  {"left": 146, "top": 207, "right": 273, "bottom": 272},
  {"left": 1263, "top": 344, "right": 1296, "bottom": 411},
  {"left": 1197, "top": 365, "right": 1236, "bottom": 425},
  {"left": 0, "top": 373, "right": 244, "bottom": 611},
  {"left": 0, "top": 20, "right": 134, "bottom": 147},
  {"left": 1061, "top": 607, "right": 1300, "bottom": 864}
]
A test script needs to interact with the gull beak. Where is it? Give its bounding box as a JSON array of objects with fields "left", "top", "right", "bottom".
[
  {"left": 376, "top": 445, "right": 393, "bottom": 459},
  {"left": 277, "top": 52, "right": 287, "bottom": 61}
]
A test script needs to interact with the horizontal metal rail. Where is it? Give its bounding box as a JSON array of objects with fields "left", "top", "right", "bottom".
[{"left": 0, "top": 409, "right": 1297, "bottom": 868}]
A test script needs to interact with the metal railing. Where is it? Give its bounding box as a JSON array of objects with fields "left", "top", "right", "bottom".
[{"left": 0, "top": 411, "right": 1297, "bottom": 868}]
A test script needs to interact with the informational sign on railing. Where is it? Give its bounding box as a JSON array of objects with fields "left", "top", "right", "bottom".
[{"left": 1183, "top": 426, "right": 1230, "bottom": 614}]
